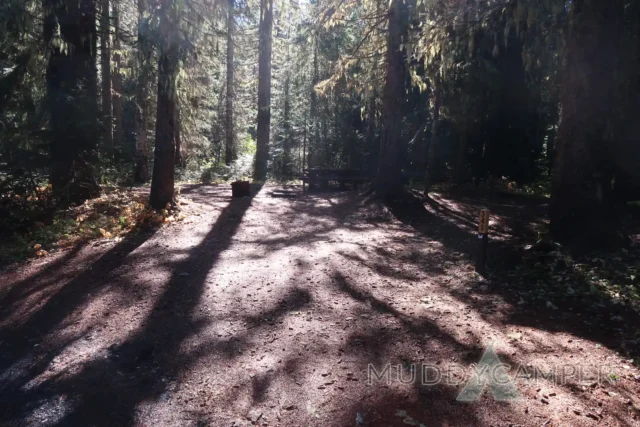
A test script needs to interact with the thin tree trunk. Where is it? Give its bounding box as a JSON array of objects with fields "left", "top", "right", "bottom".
[
  {"left": 100, "top": 0, "right": 113, "bottom": 157},
  {"left": 174, "top": 100, "right": 183, "bottom": 166},
  {"left": 134, "top": 87, "right": 149, "bottom": 182},
  {"left": 254, "top": 0, "right": 273, "bottom": 181},
  {"left": 365, "top": 90, "right": 377, "bottom": 178},
  {"left": 112, "top": 3, "right": 124, "bottom": 151},
  {"left": 134, "top": 0, "right": 150, "bottom": 183},
  {"left": 374, "top": 0, "right": 407, "bottom": 198},
  {"left": 550, "top": 0, "right": 626, "bottom": 246},
  {"left": 309, "top": 35, "right": 319, "bottom": 168},
  {"left": 302, "top": 113, "right": 307, "bottom": 172},
  {"left": 424, "top": 71, "right": 441, "bottom": 193},
  {"left": 282, "top": 72, "right": 292, "bottom": 177},
  {"left": 225, "top": 0, "right": 236, "bottom": 165},
  {"left": 216, "top": 79, "right": 227, "bottom": 166},
  {"left": 322, "top": 105, "right": 329, "bottom": 166}
]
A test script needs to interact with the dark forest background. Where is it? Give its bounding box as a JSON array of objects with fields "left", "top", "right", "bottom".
[{"left": 1, "top": 0, "right": 640, "bottom": 251}]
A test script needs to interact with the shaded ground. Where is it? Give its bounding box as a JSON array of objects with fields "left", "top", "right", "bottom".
[{"left": 1, "top": 184, "right": 639, "bottom": 426}]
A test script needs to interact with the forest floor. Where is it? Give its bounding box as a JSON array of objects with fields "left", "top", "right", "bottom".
[{"left": 1, "top": 184, "right": 640, "bottom": 427}]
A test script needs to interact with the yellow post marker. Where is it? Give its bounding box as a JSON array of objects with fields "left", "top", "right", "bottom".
[
  {"left": 478, "top": 209, "right": 490, "bottom": 234},
  {"left": 476, "top": 209, "right": 490, "bottom": 273}
]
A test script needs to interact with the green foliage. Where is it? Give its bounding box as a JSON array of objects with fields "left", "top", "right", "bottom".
[{"left": 197, "top": 153, "right": 255, "bottom": 184}]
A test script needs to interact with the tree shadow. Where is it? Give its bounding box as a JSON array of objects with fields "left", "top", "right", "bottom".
[
  {"left": 0, "top": 242, "right": 87, "bottom": 318},
  {"left": 382, "top": 189, "right": 640, "bottom": 363},
  {"left": 0, "top": 229, "right": 158, "bottom": 401},
  {"left": 0, "top": 184, "right": 264, "bottom": 426},
  {"left": 3, "top": 184, "right": 638, "bottom": 426}
]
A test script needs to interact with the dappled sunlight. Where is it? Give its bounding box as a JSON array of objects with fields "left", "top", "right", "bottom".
[{"left": 1, "top": 184, "right": 639, "bottom": 426}]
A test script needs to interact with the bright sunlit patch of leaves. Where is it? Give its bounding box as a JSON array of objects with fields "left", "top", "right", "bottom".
[{"left": 0, "top": 190, "right": 190, "bottom": 265}]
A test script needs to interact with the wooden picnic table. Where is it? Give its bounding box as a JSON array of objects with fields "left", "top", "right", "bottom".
[{"left": 300, "top": 168, "right": 369, "bottom": 192}]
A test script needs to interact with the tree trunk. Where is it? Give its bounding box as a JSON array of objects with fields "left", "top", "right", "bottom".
[
  {"left": 254, "top": 0, "right": 273, "bottom": 181},
  {"left": 45, "top": 0, "right": 101, "bottom": 203},
  {"left": 365, "top": 90, "right": 377, "bottom": 178},
  {"left": 374, "top": 0, "right": 407, "bottom": 198},
  {"left": 134, "top": 85, "right": 149, "bottom": 182},
  {"left": 216, "top": 79, "right": 227, "bottom": 167},
  {"left": 424, "top": 71, "right": 441, "bottom": 193},
  {"left": 282, "top": 72, "right": 292, "bottom": 177},
  {"left": 308, "top": 35, "right": 319, "bottom": 168},
  {"left": 174, "top": 100, "right": 183, "bottom": 167},
  {"left": 112, "top": 4, "right": 124, "bottom": 152},
  {"left": 150, "top": 0, "right": 178, "bottom": 210},
  {"left": 322, "top": 105, "right": 329, "bottom": 166},
  {"left": 302, "top": 113, "right": 307, "bottom": 172},
  {"left": 550, "top": 0, "right": 627, "bottom": 247},
  {"left": 225, "top": 0, "right": 236, "bottom": 165},
  {"left": 134, "top": 0, "right": 150, "bottom": 183},
  {"left": 100, "top": 0, "right": 113, "bottom": 157}
]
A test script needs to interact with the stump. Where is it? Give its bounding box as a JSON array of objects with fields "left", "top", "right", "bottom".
[{"left": 231, "top": 181, "right": 251, "bottom": 198}]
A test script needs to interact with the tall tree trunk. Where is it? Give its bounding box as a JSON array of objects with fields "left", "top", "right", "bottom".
[
  {"left": 374, "top": 0, "right": 407, "bottom": 198},
  {"left": 100, "top": 0, "right": 113, "bottom": 157},
  {"left": 302, "top": 113, "right": 307, "bottom": 172},
  {"left": 282, "top": 72, "right": 292, "bottom": 177},
  {"left": 308, "top": 34, "right": 319, "bottom": 168},
  {"left": 112, "top": 3, "right": 124, "bottom": 152},
  {"left": 550, "top": 0, "right": 627, "bottom": 246},
  {"left": 365, "top": 90, "right": 377, "bottom": 178},
  {"left": 150, "top": 0, "right": 178, "bottom": 210},
  {"left": 216, "top": 79, "right": 227, "bottom": 167},
  {"left": 322, "top": 103, "right": 329, "bottom": 166},
  {"left": 44, "top": 0, "right": 101, "bottom": 203},
  {"left": 254, "top": 0, "right": 273, "bottom": 181},
  {"left": 225, "top": 0, "right": 236, "bottom": 165},
  {"left": 424, "top": 71, "right": 441, "bottom": 193},
  {"left": 174, "top": 100, "right": 183, "bottom": 166},
  {"left": 134, "top": 0, "right": 150, "bottom": 183}
]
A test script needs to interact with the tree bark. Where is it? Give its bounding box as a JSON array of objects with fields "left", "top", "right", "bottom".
[
  {"left": 100, "top": 0, "right": 113, "bottom": 157},
  {"left": 112, "top": 3, "right": 124, "bottom": 152},
  {"left": 308, "top": 34, "right": 319, "bottom": 168},
  {"left": 150, "top": 0, "right": 178, "bottom": 210},
  {"left": 174, "top": 100, "right": 183, "bottom": 167},
  {"left": 134, "top": 0, "right": 150, "bottom": 183},
  {"left": 302, "top": 113, "right": 307, "bottom": 172},
  {"left": 225, "top": 0, "right": 236, "bottom": 165},
  {"left": 282, "top": 71, "right": 292, "bottom": 177},
  {"left": 424, "top": 71, "right": 441, "bottom": 193},
  {"left": 550, "top": 0, "right": 627, "bottom": 247},
  {"left": 365, "top": 90, "right": 377, "bottom": 178},
  {"left": 374, "top": 0, "right": 407, "bottom": 198},
  {"left": 254, "top": 0, "right": 273, "bottom": 181},
  {"left": 45, "top": 0, "right": 101, "bottom": 203}
]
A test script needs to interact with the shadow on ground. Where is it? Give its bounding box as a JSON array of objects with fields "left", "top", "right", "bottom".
[{"left": 1, "top": 184, "right": 639, "bottom": 426}]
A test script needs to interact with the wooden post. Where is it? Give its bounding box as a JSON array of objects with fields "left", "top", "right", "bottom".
[{"left": 476, "top": 209, "right": 489, "bottom": 273}]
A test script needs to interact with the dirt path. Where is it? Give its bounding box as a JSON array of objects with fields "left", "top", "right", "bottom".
[{"left": 1, "top": 185, "right": 639, "bottom": 426}]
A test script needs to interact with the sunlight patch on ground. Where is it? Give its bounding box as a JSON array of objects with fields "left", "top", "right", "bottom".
[{"left": 23, "top": 395, "right": 76, "bottom": 427}]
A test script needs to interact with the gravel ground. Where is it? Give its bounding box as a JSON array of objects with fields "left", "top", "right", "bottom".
[{"left": 1, "top": 184, "right": 639, "bottom": 426}]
